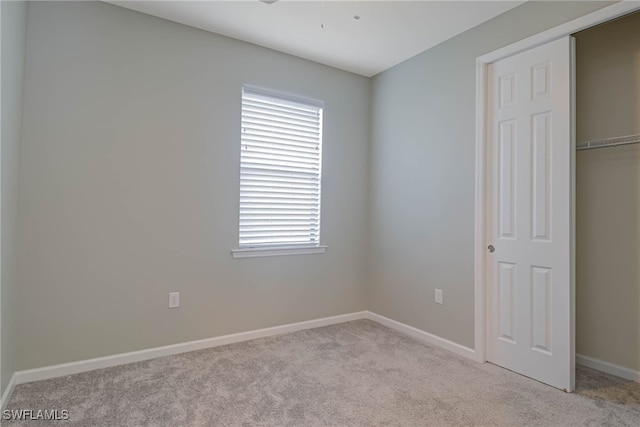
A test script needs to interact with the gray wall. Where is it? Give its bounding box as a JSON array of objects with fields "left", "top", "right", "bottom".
[
  {"left": 10, "top": 0, "right": 628, "bottom": 375},
  {"left": 1, "top": 0, "right": 27, "bottom": 395},
  {"left": 16, "top": 1, "right": 369, "bottom": 370},
  {"left": 368, "top": 1, "right": 613, "bottom": 348},
  {"left": 576, "top": 11, "right": 640, "bottom": 142},
  {"left": 575, "top": 11, "right": 640, "bottom": 371}
]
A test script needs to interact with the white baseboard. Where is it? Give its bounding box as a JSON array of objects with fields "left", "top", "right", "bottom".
[
  {"left": 5, "top": 310, "right": 479, "bottom": 408},
  {"left": 365, "top": 311, "right": 476, "bottom": 360},
  {"left": 576, "top": 353, "right": 640, "bottom": 383},
  {"left": 1, "top": 373, "right": 17, "bottom": 411},
  {"left": 13, "top": 311, "right": 368, "bottom": 386},
  {"left": 6, "top": 311, "right": 639, "bottom": 410}
]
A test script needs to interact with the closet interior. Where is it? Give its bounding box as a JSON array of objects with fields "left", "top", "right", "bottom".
[{"left": 575, "top": 10, "right": 640, "bottom": 380}]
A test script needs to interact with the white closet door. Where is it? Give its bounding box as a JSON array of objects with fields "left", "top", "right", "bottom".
[{"left": 486, "top": 36, "right": 573, "bottom": 391}]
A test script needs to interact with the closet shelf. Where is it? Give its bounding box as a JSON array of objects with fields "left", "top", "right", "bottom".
[{"left": 576, "top": 134, "right": 640, "bottom": 151}]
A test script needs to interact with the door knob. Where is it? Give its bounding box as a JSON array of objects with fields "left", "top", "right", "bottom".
[{"left": 487, "top": 245, "right": 495, "bottom": 253}]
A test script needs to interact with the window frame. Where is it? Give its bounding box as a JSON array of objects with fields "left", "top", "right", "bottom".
[{"left": 232, "top": 85, "right": 327, "bottom": 259}]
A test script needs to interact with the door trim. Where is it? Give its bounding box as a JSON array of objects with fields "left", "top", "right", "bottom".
[{"left": 474, "top": 0, "right": 640, "bottom": 365}]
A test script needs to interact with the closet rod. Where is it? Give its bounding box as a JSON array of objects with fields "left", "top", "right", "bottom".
[{"left": 576, "top": 134, "right": 640, "bottom": 151}]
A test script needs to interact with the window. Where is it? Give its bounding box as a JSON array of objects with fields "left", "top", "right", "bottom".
[{"left": 233, "top": 85, "right": 326, "bottom": 258}]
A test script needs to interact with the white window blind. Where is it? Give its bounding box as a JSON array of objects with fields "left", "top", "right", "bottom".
[{"left": 239, "top": 86, "right": 324, "bottom": 248}]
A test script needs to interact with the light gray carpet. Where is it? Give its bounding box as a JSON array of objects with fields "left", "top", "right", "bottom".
[{"left": 5, "top": 319, "right": 640, "bottom": 426}]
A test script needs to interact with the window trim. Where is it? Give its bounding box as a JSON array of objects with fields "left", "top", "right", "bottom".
[
  {"left": 233, "top": 85, "right": 326, "bottom": 257},
  {"left": 242, "top": 84, "right": 324, "bottom": 110},
  {"left": 231, "top": 245, "right": 327, "bottom": 259}
]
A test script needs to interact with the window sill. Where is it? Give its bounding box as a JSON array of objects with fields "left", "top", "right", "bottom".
[{"left": 231, "top": 245, "right": 327, "bottom": 259}]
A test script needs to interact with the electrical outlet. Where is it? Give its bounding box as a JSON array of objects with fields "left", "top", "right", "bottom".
[
  {"left": 169, "top": 292, "right": 180, "bottom": 308},
  {"left": 435, "top": 289, "right": 443, "bottom": 304}
]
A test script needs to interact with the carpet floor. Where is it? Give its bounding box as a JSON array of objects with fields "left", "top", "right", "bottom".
[{"left": 5, "top": 319, "right": 640, "bottom": 426}]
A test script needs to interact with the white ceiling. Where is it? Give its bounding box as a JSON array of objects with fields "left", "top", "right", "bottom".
[{"left": 108, "top": 1, "right": 525, "bottom": 77}]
